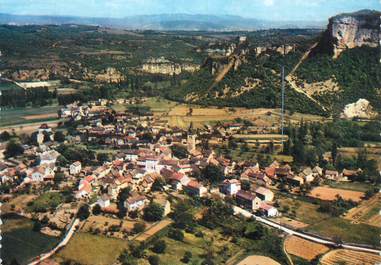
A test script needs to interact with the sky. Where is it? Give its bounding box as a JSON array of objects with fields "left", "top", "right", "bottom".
[{"left": 0, "top": 0, "right": 380, "bottom": 21}]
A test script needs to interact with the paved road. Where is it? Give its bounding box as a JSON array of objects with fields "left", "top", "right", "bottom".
[
  {"left": 232, "top": 206, "right": 381, "bottom": 255},
  {"left": 28, "top": 218, "right": 80, "bottom": 265}
]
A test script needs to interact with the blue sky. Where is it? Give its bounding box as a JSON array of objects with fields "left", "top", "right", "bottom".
[{"left": 1, "top": 0, "right": 380, "bottom": 21}]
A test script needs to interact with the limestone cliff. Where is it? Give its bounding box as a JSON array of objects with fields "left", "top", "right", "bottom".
[{"left": 317, "top": 10, "right": 380, "bottom": 58}]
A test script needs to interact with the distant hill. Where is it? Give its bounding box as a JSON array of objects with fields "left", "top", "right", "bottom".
[
  {"left": 0, "top": 13, "right": 326, "bottom": 31},
  {"left": 166, "top": 10, "right": 381, "bottom": 117}
]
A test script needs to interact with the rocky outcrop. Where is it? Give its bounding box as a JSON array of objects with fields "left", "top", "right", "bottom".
[
  {"left": 318, "top": 10, "right": 380, "bottom": 58},
  {"left": 142, "top": 57, "right": 199, "bottom": 75},
  {"left": 255, "top": 45, "right": 295, "bottom": 56},
  {"left": 94, "top": 67, "right": 125, "bottom": 83},
  {"left": 341, "top": 99, "right": 378, "bottom": 119}
]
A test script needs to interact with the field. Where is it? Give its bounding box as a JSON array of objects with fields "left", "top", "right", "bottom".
[
  {"left": 320, "top": 249, "right": 381, "bottom": 265},
  {"left": 0, "top": 105, "right": 61, "bottom": 127},
  {"left": 1, "top": 194, "right": 37, "bottom": 213},
  {"left": 134, "top": 219, "right": 172, "bottom": 242},
  {"left": 81, "top": 215, "right": 137, "bottom": 235},
  {"left": 237, "top": 255, "right": 281, "bottom": 265},
  {"left": 2, "top": 213, "right": 59, "bottom": 265},
  {"left": 136, "top": 226, "right": 241, "bottom": 265},
  {"left": 308, "top": 217, "right": 379, "bottom": 246},
  {"left": 284, "top": 236, "right": 329, "bottom": 261},
  {"left": 277, "top": 195, "right": 331, "bottom": 225},
  {"left": 308, "top": 186, "right": 364, "bottom": 202},
  {"left": 55, "top": 232, "right": 127, "bottom": 265},
  {"left": 325, "top": 181, "right": 373, "bottom": 192},
  {"left": 344, "top": 193, "right": 381, "bottom": 227},
  {"left": 27, "top": 192, "right": 64, "bottom": 212}
]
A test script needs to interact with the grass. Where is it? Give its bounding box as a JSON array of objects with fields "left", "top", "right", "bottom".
[
  {"left": 2, "top": 214, "right": 59, "bottom": 265},
  {"left": 359, "top": 204, "right": 381, "bottom": 222},
  {"left": 325, "top": 181, "right": 373, "bottom": 192},
  {"left": 0, "top": 105, "right": 61, "bottom": 127},
  {"left": 27, "top": 192, "right": 64, "bottom": 212},
  {"left": 307, "top": 218, "right": 379, "bottom": 246},
  {"left": 56, "top": 232, "right": 128, "bottom": 265},
  {"left": 277, "top": 195, "right": 331, "bottom": 225},
  {"left": 138, "top": 226, "right": 241, "bottom": 265}
]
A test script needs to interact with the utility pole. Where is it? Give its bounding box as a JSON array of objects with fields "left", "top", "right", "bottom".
[{"left": 281, "top": 65, "right": 285, "bottom": 151}]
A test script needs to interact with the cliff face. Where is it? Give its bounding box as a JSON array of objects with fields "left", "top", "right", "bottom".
[{"left": 322, "top": 10, "right": 380, "bottom": 58}]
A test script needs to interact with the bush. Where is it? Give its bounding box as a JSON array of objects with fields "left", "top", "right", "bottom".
[
  {"left": 148, "top": 255, "right": 160, "bottom": 265},
  {"left": 132, "top": 222, "right": 146, "bottom": 234},
  {"left": 92, "top": 204, "right": 102, "bottom": 215},
  {"left": 77, "top": 204, "right": 90, "bottom": 220},
  {"left": 168, "top": 228, "right": 184, "bottom": 241},
  {"left": 143, "top": 202, "right": 164, "bottom": 222},
  {"left": 152, "top": 239, "right": 166, "bottom": 254},
  {"left": 182, "top": 251, "right": 192, "bottom": 263}
]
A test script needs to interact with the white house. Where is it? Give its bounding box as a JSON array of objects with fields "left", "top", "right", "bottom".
[
  {"left": 97, "top": 194, "right": 111, "bottom": 208},
  {"left": 220, "top": 179, "right": 241, "bottom": 196},
  {"left": 39, "top": 150, "right": 60, "bottom": 167},
  {"left": 124, "top": 195, "right": 147, "bottom": 212},
  {"left": 255, "top": 187, "right": 274, "bottom": 202},
  {"left": 259, "top": 203, "right": 278, "bottom": 217},
  {"left": 185, "top": 180, "right": 208, "bottom": 197},
  {"left": 70, "top": 161, "right": 82, "bottom": 175}
]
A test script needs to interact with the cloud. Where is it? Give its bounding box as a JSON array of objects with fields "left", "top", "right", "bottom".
[{"left": 263, "top": 0, "right": 275, "bottom": 6}]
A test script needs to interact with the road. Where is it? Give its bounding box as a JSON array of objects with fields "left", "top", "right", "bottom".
[
  {"left": 232, "top": 206, "right": 381, "bottom": 255},
  {"left": 28, "top": 218, "right": 80, "bottom": 265}
]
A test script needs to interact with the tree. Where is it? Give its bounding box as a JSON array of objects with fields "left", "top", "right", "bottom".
[
  {"left": 132, "top": 222, "right": 146, "bottom": 234},
  {"left": 152, "top": 239, "right": 166, "bottom": 253},
  {"left": 54, "top": 131, "right": 66, "bottom": 142},
  {"left": 5, "top": 140, "right": 24, "bottom": 158},
  {"left": 118, "top": 250, "right": 137, "bottom": 265},
  {"left": 331, "top": 142, "right": 338, "bottom": 163},
  {"left": 200, "top": 164, "right": 224, "bottom": 184},
  {"left": 148, "top": 255, "right": 160, "bottom": 265},
  {"left": 168, "top": 228, "right": 184, "bottom": 241},
  {"left": 92, "top": 204, "right": 102, "bottom": 215},
  {"left": 143, "top": 202, "right": 164, "bottom": 222},
  {"left": 182, "top": 251, "right": 192, "bottom": 263},
  {"left": 151, "top": 178, "right": 165, "bottom": 192},
  {"left": 241, "top": 180, "right": 251, "bottom": 191},
  {"left": 0, "top": 131, "right": 11, "bottom": 142},
  {"left": 244, "top": 222, "right": 265, "bottom": 240},
  {"left": 54, "top": 171, "right": 65, "bottom": 184},
  {"left": 77, "top": 204, "right": 90, "bottom": 220},
  {"left": 97, "top": 152, "right": 111, "bottom": 163}
]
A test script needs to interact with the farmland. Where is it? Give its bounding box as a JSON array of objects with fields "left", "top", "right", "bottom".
[
  {"left": 2, "top": 213, "right": 59, "bottom": 265},
  {"left": 0, "top": 105, "right": 60, "bottom": 127},
  {"left": 320, "top": 249, "right": 381, "bottom": 265},
  {"left": 284, "top": 235, "right": 329, "bottom": 261},
  {"left": 237, "top": 255, "right": 281, "bottom": 265},
  {"left": 308, "top": 217, "right": 379, "bottom": 246},
  {"left": 344, "top": 193, "right": 381, "bottom": 227},
  {"left": 1, "top": 194, "right": 37, "bottom": 214},
  {"left": 55, "top": 232, "right": 128, "bottom": 265},
  {"left": 308, "top": 186, "right": 364, "bottom": 202},
  {"left": 276, "top": 194, "right": 331, "bottom": 225}
]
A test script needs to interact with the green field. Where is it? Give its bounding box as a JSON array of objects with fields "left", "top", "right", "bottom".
[
  {"left": 325, "top": 181, "right": 374, "bottom": 192},
  {"left": 27, "top": 192, "right": 65, "bottom": 212},
  {"left": 56, "top": 232, "right": 128, "bottom": 265},
  {"left": 137, "top": 226, "right": 241, "bottom": 265},
  {"left": 308, "top": 218, "right": 380, "bottom": 246},
  {"left": 0, "top": 105, "right": 61, "bottom": 127},
  {"left": 112, "top": 97, "right": 178, "bottom": 114},
  {"left": 2, "top": 214, "right": 60, "bottom": 265},
  {"left": 277, "top": 194, "right": 331, "bottom": 225}
]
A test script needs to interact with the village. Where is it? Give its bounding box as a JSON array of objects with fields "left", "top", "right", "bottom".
[{"left": 1, "top": 98, "right": 380, "bottom": 265}]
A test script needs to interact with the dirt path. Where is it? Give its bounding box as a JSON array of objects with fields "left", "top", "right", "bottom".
[
  {"left": 283, "top": 236, "right": 295, "bottom": 265},
  {"left": 285, "top": 42, "right": 327, "bottom": 112}
]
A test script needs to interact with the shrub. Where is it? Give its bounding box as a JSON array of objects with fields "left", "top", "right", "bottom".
[
  {"left": 152, "top": 239, "right": 166, "bottom": 254},
  {"left": 168, "top": 228, "right": 184, "bottom": 241}
]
